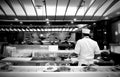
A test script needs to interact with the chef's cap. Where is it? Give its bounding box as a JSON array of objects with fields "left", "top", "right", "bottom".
[{"left": 82, "top": 28, "right": 90, "bottom": 34}]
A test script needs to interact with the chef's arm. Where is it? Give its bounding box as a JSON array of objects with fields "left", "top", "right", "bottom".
[
  {"left": 74, "top": 41, "right": 81, "bottom": 55},
  {"left": 70, "top": 52, "right": 78, "bottom": 57},
  {"left": 94, "top": 42, "right": 101, "bottom": 59}
]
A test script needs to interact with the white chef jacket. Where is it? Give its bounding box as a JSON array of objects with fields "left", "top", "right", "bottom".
[{"left": 75, "top": 36, "right": 101, "bottom": 66}]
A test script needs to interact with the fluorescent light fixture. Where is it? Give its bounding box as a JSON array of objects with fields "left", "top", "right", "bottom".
[
  {"left": 21, "top": 28, "right": 25, "bottom": 31},
  {"left": 58, "top": 28, "right": 62, "bottom": 31},
  {"left": 10, "top": 28, "right": 13, "bottom": 31},
  {"left": 41, "top": 28, "right": 44, "bottom": 31},
  {"left": 44, "top": 28, "right": 48, "bottom": 31},
  {"left": 51, "top": 28, "right": 54, "bottom": 31},
  {"left": 69, "top": 28, "right": 73, "bottom": 31},
  {"left": 13, "top": 28, "right": 17, "bottom": 31},
  {"left": 29, "top": 29, "right": 33, "bottom": 31},
  {"left": 1, "top": 28, "right": 5, "bottom": 31},
  {"left": 54, "top": 28, "right": 59, "bottom": 31},
  {"left": 65, "top": 28, "right": 69, "bottom": 31},
  {"left": 26, "top": 29, "right": 29, "bottom": 31},
  {"left": 62, "top": 28, "right": 66, "bottom": 31},
  {"left": 52, "top": 28, "right": 55, "bottom": 31},
  {"left": 82, "top": 20, "right": 96, "bottom": 21},
  {"left": 72, "top": 28, "right": 78, "bottom": 31},
  {"left": 76, "top": 24, "right": 87, "bottom": 28},
  {"left": 37, "top": 28, "right": 40, "bottom": 31},
  {"left": 33, "top": 29, "right": 37, "bottom": 31},
  {"left": 5, "top": 28, "right": 9, "bottom": 31},
  {"left": 17, "top": 29, "right": 21, "bottom": 31},
  {"left": 47, "top": 29, "right": 51, "bottom": 31}
]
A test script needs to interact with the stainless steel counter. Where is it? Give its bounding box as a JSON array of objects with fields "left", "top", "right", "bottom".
[{"left": 0, "top": 66, "right": 120, "bottom": 77}]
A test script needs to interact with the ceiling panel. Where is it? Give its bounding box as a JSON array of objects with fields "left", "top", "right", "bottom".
[
  {"left": 94, "top": 0, "right": 113, "bottom": 17},
  {"left": 66, "top": 0, "right": 80, "bottom": 16},
  {"left": 46, "top": 0, "right": 56, "bottom": 16},
  {"left": 104, "top": 0, "right": 120, "bottom": 16},
  {"left": 85, "top": 0, "right": 104, "bottom": 17},
  {"left": 77, "top": 0, "right": 90, "bottom": 16},
  {"left": 77, "top": 0, "right": 97, "bottom": 20},
  {"left": 34, "top": 0, "right": 46, "bottom": 16},
  {"left": 56, "top": 0, "right": 68, "bottom": 16},
  {"left": 0, "top": 0, "right": 120, "bottom": 23},
  {"left": 76, "top": 0, "right": 91, "bottom": 20},
  {"left": 10, "top": 0, "right": 26, "bottom": 16},
  {"left": 21, "top": 0, "right": 36, "bottom": 16},
  {"left": 0, "top": 9, "right": 4, "bottom": 15},
  {"left": 0, "top": 0, "right": 15, "bottom": 16}
]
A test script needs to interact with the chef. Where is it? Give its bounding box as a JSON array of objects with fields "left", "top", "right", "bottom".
[{"left": 74, "top": 28, "right": 101, "bottom": 66}]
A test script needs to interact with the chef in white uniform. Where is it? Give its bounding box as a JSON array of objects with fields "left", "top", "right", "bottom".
[{"left": 74, "top": 28, "right": 101, "bottom": 66}]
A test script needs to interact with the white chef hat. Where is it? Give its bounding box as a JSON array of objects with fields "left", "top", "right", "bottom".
[{"left": 82, "top": 28, "right": 90, "bottom": 34}]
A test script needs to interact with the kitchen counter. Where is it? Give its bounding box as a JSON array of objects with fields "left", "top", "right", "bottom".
[{"left": 0, "top": 66, "right": 120, "bottom": 77}]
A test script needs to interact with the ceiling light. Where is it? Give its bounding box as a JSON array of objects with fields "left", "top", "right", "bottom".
[
  {"left": 22, "top": 28, "right": 25, "bottom": 31},
  {"left": 17, "top": 29, "right": 21, "bottom": 31},
  {"left": 65, "top": 28, "right": 69, "bottom": 31},
  {"left": 72, "top": 28, "right": 78, "bottom": 31},
  {"left": 73, "top": 18, "right": 77, "bottom": 21},
  {"left": 29, "top": 29, "right": 33, "bottom": 31},
  {"left": 46, "top": 21, "right": 49, "bottom": 24},
  {"left": 10, "top": 28, "right": 13, "bottom": 31},
  {"left": 104, "top": 17, "right": 109, "bottom": 20},
  {"left": 5, "top": 28, "right": 9, "bottom": 31},
  {"left": 1, "top": 28, "right": 5, "bottom": 31},
  {"left": 58, "top": 28, "right": 62, "bottom": 31},
  {"left": 46, "top": 18, "right": 49, "bottom": 21},
  {"left": 47, "top": 29, "right": 51, "bottom": 31},
  {"left": 37, "top": 28, "right": 40, "bottom": 31},
  {"left": 14, "top": 18, "right": 18, "bottom": 21},
  {"left": 51, "top": 28, "right": 54, "bottom": 31},
  {"left": 33, "top": 29, "right": 37, "bottom": 31},
  {"left": 62, "top": 28, "right": 66, "bottom": 31},
  {"left": 69, "top": 28, "right": 73, "bottom": 31},
  {"left": 76, "top": 24, "right": 87, "bottom": 28},
  {"left": 20, "top": 21, "right": 23, "bottom": 24},
  {"left": 13, "top": 28, "right": 17, "bottom": 31},
  {"left": 26, "top": 29, "right": 29, "bottom": 31},
  {"left": 44, "top": 29, "right": 47, "bottom": 31},
  {"left": 71, "top": 21, "right": 74, "bottom": 24},
  {"left": 93, "top": 23, "right": 96, "bottom": 25},
  {"left": 41, "top": 28, "right": 44, "bottom": 31},
  {"left": 54, "top": 28, "right": 59, "bottom": 31}
]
